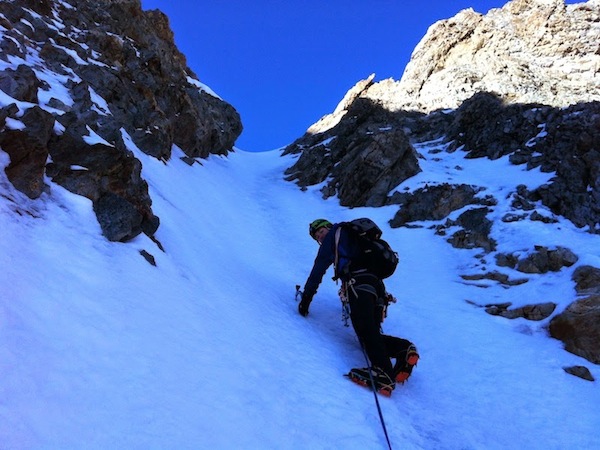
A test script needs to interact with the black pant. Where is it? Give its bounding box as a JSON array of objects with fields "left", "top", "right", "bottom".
[
  {"left": 347, "top": 274, "right": 396, "bottom": 377},
  {"left": 383, "top": 335, "right": 415, "bottom": 370}
]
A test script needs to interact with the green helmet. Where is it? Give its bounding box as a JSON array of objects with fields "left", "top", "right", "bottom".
[{"left": 309, "top": 219, "right": 332, "bottom": 240}]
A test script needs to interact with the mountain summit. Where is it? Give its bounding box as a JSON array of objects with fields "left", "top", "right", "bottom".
[{"left": 384, "top": 0, "right": 600, "bottom": 112}]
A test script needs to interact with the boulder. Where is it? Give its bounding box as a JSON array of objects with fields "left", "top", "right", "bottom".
[
  {"left": 549, "top": 295, "right": 600, "bottom": 364},
  {"left": 447, "top": 207, "right": 496, "bottom": 252},
  {"left": 573, "top": 265, "right": 600, "bottom": 296},
  {"left": 563, "top": 365, "right": 595, "bottom": 382},
  {"left": 0, "top": 64, "right": 41, "bottom": 103},
  {"left": 496, "top": 246, "right": 579, "bottom": 273},
  {"left": 516, "top": 246, "right": 578, "bottom": 274}
]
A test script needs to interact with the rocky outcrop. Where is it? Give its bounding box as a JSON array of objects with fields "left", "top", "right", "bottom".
[
  {"left": 0, "top": 0, "right": 242, "bottom": 241},
  {"left": 389, "top": 184, "right": 490, "bottom": 225},
  {"left": 496, "top": 245, "right": 579, "bottom": 274},
  {"left": 549, "top": 294, "right": 600, "bottom": 364},
  {"left": 486, "top": 302, "right": 557, "bottom": 321},
  {"left": 284, "top": 95, "right": 421, "bottom": 207},
  {"left": 388, "top": 185, "right": 500, "bottom": 251},
  {"left": 445, "top": 93, "right": 600, "bottom": 230},
  {"left": 572, "top": 265, "right": 600, "bottom": 295},
  {"left": 0, "top": 105, "right": 54, "bottom": 199},
  {"left": 382, "top": 0, "right": 600, "bottom": 112},
  {"left": 549, "top": 266, "right": 600, "bottom": 364}
]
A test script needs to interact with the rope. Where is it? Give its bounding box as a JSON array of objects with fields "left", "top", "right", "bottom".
[
  {"left": 359, "top": 341, "right": 393, "bottom": 450},
  {"left": 298, "top": 283, "right": 393, "bottom": 449}
]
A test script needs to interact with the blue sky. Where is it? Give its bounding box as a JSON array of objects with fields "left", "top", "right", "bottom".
[{"left": 139, "top": 1, "right": 571, "bottom": 152}]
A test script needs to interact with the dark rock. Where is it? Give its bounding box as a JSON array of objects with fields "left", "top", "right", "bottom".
[
  {"left": 461, "top": 271, "right": 528, "bottom": 286},
  {"left": 0, "top": 106, "right": 55, "bottom": 198},
  {"left": 141, "top": 214, "right": 160, "bottom": 237},
  {"left": 442, "top": 94, "right": 600, "bottom": 233},
  {"left": 563, "top": 365, "right": 595, "bottom": 382},
  {"left": 485, "top": 302, "right": 556, "bottom": 321},
  {"left": 22, "top": 0, "right": 52, "bottom": 16},
  {"left": 0, "top": 0, "right": 243, "bottom": 240},
  {"left": 447, "top": 207, "right": 496, "bottom": 252},
  {"left": 526, "top": 103, "right": 600, "bottom": 231},
  {"left": 46, "top": 129, "right": 159, "bottom": 242},
  {"left": 530, "top": 211, "right": 558, "bottom": 224},
  {"left": 495, "top": 252, "right": 519, "bottom": 269},
  {"left": 389, "top": 184, "right": 487, "bottom": 226},
  {"left": 93, "top": 192, "right": 143, "bottom": 242},
  {"left": 485, "top": 302, "right": 513, "bottom": 310},
  {"left": 0, "top": 64, "right": 41, "bottom": 103},
  {"left": 502, "top": 213, "right": 528, "bottom": 223},
  {"left": 447, "top": 92, "right": 544, "bottom": 160},
  {"left": 284, "top": 97, "right": 421, "bottom": 207},
  {"left": 573, "top": 265, "right": 600, "bottom": 296},
  {"left": 140, "top": 250, "right": 157, "bottom": 266},
  {"left": 549, "top": 295, "right": 600, "bottom": 364},
  {"left": 516, "top": 246, "right": 578, "bottom": 274}
]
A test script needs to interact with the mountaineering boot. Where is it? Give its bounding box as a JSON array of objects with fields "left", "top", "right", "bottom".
[
  {"left": 346, "top": 367, "right": 395, "bottom": 397},
  {"left": 393, "top": 344, "right": 419, "bottom": 384}
]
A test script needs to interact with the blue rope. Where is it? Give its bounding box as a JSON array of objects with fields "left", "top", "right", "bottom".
[{"left": 359, "top": 341, "right": 393, "bottom": 450}]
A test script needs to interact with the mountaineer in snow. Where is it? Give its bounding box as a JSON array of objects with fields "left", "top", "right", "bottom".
[{"left": 299, "top": 218, "right": 419, "bottom": 396}]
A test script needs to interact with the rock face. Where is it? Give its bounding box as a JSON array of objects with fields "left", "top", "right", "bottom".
[
  {"left": 379, "top": 0, "right": 600, "bottom": 112},
  {"left": 0, "top": 0, "right": 242, "bottom": 241},
  {"left": 446, "top": 93, "right": 600, "bottom": 231},
  {"left": 284, "top": 85, "right": 421, "bottom": 207}
]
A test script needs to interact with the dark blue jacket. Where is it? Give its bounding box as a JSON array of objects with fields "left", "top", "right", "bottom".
[{"left": 303, "top": 223, "right": 357, "bottom": 299}]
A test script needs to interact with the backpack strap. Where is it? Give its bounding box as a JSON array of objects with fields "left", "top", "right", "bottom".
[
  {"left": 334, "top": 226, "right": 342, "bottom": 273},
  {"left": 334, "top": 225, "right": 369, "bottom": 280}
]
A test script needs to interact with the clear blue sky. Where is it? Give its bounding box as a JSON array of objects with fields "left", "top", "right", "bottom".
[{"left": 139, "top": 1, "right": 572, "bottom": 152}]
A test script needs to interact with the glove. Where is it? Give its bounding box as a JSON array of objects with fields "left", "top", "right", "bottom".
[{"left": 298, "top": 292, "right": 313, "bottom": 317}]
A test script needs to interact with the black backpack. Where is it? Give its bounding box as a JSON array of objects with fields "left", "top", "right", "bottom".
[{"left": 336, "top": 218, "right": 399, "bottom": 279}]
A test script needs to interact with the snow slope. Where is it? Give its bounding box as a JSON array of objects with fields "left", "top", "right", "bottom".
[{"left": 1, "top": 140, "right": 599, "bottom": 449}]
